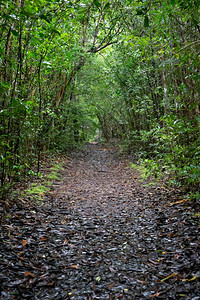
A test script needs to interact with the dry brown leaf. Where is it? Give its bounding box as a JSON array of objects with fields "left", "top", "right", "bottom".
[
  {"left": 67, "top": 265, "right": 79, "bottom": 269},
  {"left": 22, "top": 240, "right": 28, "bottom": 246},
  {"left": 168, "top": 233, "right": 174, "bottom": 237},
  {"left": 24, "top": 272, "right": 35, "bottom": 277},
  {"left": 150, "top": 292, "right": 160, "bottom": 298},
  {"left": 149, "top": 259, "right": 159, "bottom": 265},
  {"left": 136, "top": 279, "right": 148, "bottom": 284},
  {"left": 19, "top": 256, "right": 26, "bottom": 261},
  {"left": 107, "top": 282, "right": 115, "bottom": 289},
  {"left": 168, "top": 199, "right": 189, "bottom": 206}
]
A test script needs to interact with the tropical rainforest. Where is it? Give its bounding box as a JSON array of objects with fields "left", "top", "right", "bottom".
[{"left": 0, "top": 1, "right": 200, "bottom": 299}]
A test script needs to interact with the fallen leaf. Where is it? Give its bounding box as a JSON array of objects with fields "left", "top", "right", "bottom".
[
  {"left": 24, "top": 272, "right": 35, "bottom": 277},
  {"left": 67, "top": 265, "right": 79, "bottom": 269},
  {"left": 150, "top": 292, "right": 160, "bottom": 298},
  {"left": 96, "top": 276, "right": 101, "bottom": 281},
  {"left": 107, "top": 282, "right": 115, "bottom": 289},
  {"left": 174, "top": 254, "right": 180, "bottom": 260},
  {"left": 22, "top": 240, "right": 28, "bottom": 246},
  {"left": 7, "top": 279, "right": 27, "bottom": 287},
  {"left": 168, "top": 199, "right": 188, "bottom": 206},
  {"left": 161, "top": 273, "right": 177, "bottom": 282},
  {"left": 19, "top": 256, "right": 26, "bottom": 261},
  {"left": 39, "top": 273, "right": 49, "bottom": 279},
  {"left": 188, "top": 274, "right": 197, "bottom": 281},
  {"left": 68, "top": 244, "right": 75, "bottom": 248},
  {"left": 149, "top": 259, "right": 159, "bottom": 265},
  {"left": 136, "top": 279, "right": 148, "bottom": 284},
  {"left": 4, "top": 225, "right": 14, "bottom": 229},
  {"left": 168, "top": 233, "right": 174, "bottom": 237}
]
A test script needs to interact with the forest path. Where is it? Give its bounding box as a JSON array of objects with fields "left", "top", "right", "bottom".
[{"left": 0, "top": 144, "right": 199, "bottom": 299}]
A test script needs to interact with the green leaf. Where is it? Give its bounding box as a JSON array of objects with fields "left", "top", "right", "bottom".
[
  {"left": 21, "top": 7, "right": 33, "bottom": 17},
  {"left": 51, "top": 29, "right": 60, "bottom": 36},
  {"left": 96, "top": 276, "right": 101, "bottom": 281},
  {"left": 188, "top": 274, "right": 197, "bottom": 281},
  {"left": 144, "top": 15, "right": 149, "bottom": 27},
  {"left": 94, "top": 0, "right": 101, "bottom": 8},
  {"left": 39, "top": 32, "right": 45, "bottom": 38},
  {"left": 136, "top": 5, "right": 148, "bottom": 15},
  {"left": 136, "top": 9, "right": 143, "bottom": 15},
  {"left": 170, "top": 0, "right": 175, "bottom": 5},
  {"left": 161, "top": 273, "right": 177, "bottom": 282},
  {"left": 11, "top": 30, "right": 19, "bottom": 37},
  {"left": 104, "top": 2, "right": 110, "bottom": 10},
  {"left": 40, "top": 14, "right": 51, "bottom": 23}
]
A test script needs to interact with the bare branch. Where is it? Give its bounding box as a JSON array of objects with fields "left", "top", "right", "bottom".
[
  {"left": 95, "top": 40, "right": 118, "bottom": 52},
  {"left": 177, "top": 40, "right": 200, "bottom": 52},
  {"left": 92, "top": 11, "right": 106, "bottom": 48}
]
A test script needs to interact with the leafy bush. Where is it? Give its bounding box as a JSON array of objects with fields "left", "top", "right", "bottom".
[{"left": 137, "top": 115, "right": 200, "bottom": 193}]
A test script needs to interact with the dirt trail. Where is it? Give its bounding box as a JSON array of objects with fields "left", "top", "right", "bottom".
[{"left": 0, "top": 144, "right": 199, "bottom": 299}]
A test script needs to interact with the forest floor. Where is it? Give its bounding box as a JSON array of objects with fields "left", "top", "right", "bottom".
[{"left": 0, "top": 143, "right": 199, "bottom": 300}]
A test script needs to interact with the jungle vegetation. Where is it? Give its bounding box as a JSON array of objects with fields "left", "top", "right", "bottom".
[{"left": 0, "top": 0, "right": 199, "bottom": 197}]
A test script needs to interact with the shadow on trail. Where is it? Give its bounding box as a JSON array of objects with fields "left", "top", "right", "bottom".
[{"left": 0, "top": 144, "right": 199, "bottom": 299}]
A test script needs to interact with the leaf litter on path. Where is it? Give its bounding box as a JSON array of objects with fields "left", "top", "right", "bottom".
[{"left": 0, "top": 144, "right": 199, "bottom": 299}]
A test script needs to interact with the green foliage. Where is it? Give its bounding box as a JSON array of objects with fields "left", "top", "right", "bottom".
[
  {"left": 25, "top": 181, "right": 50, "bottom": 201},
  {"left": 136, "top": 115, "right": 200, "bottom": 191},
  {"left": 45, "top": 172, "right": 60, "bottom": 181},
  {"left": 104, "top": 0, "right": 199, "bottom": 194},
  {"left": 24, "top": 161, "right": 63, "bottom": 201},
  {"left": 157, "top": 115, "right": 200, "bottom": 189},
  {"left": 50, "top": 163, "right": 64, "bottom": 172},
  {"left": 1, "top": 0, "right": 121, "bottom": 191},
  {"left": 77, "top": 54, "right": 124, "bottom": 141},
  {"left": 140, "top": 159, "right": 162, "bottom": 180},
  {"left": 129, "top": 161, "right": 157, "bottom": 184},
  {"left": 0, "top": 0, "right": 199, "bottom": 197},
  {"left": 189, "top": 191, "right": 200, "bottom": 202},
  {"left": 25, "top": 184, "right": 50, "bottom": 196}
]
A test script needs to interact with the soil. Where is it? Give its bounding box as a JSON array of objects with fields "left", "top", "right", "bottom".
[{"left": 0, "top": 143, "right": 199, "bottom": 299}]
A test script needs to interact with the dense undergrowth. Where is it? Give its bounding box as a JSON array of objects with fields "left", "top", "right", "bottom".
[{"left": 123, "top": 115, "right": 200, "bottom": 200}]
